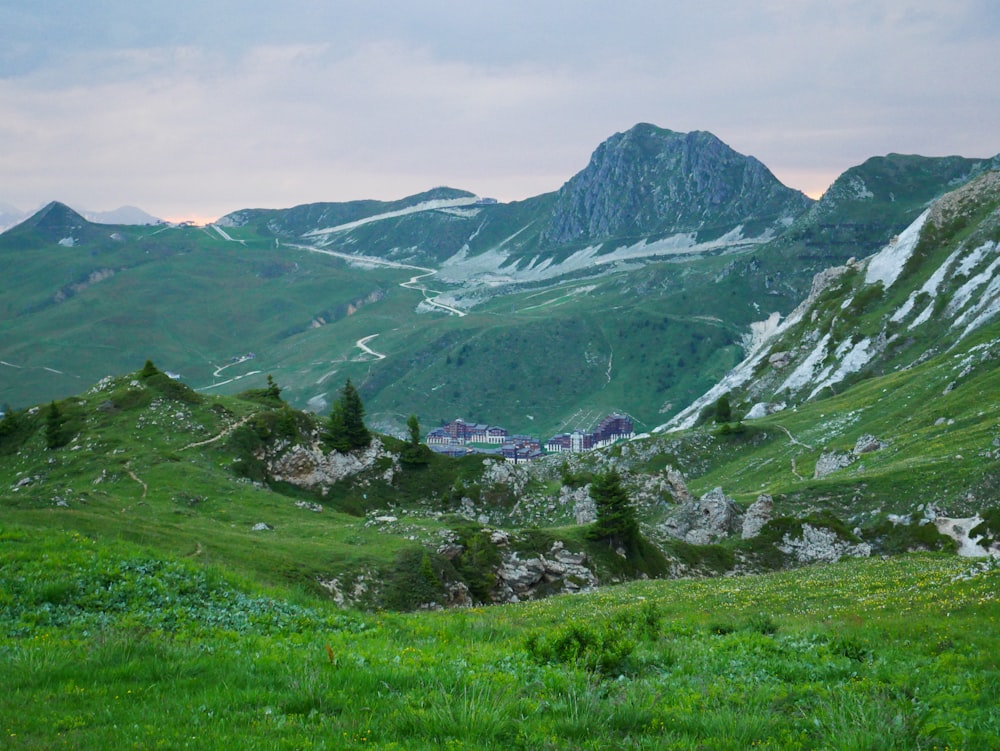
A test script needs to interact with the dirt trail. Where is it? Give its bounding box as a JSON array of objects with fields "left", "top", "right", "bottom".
[
  {"left": 180, "top": 415, "right": 254, "bottom": 450},
  {"left": 126, "top": 464, "right": 147, "bottom": 499},
  {"left": 355, "top": 334, "right": 387, "bottom": 360}
]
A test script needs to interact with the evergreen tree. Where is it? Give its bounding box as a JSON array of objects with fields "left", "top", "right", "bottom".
[
  {"left": 45, "top": 401, "right": 67, "bottom": 449},
  {"left": 139, "top": 359, "right": 159, "bottom": 379},
  {"left": 264, "top": 374, "right": 282, "bottom": 401},
  {"left": 715, "top": 395, "right": 732, "bottom": 423},
  {"left": 586, "top": 469, "right": 639, "bottom": 551},
  {"left": 326, "top": 378, "right": 370, "bottom": 452},
  {"left": 402, "top": 413, "right": 428, "bottom": 465}
]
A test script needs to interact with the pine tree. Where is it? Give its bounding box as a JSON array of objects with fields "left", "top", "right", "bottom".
[
  {"left": 264, "top": 374, "right": 282, "bottom": 401},
  {"left": 715, "top": 395, "right": 732, "bottom": 423},
  {"left": 585, "top": 469, "right": 639, "bottom": 551},
  {"left": 326, "top": 378, "right": 370, "bottom": 452},
  {"left": 402, "top": 413, "right": 428, "bottom": 465},
  {"left": 45, "top": 401, "right": 66, "bottom": 449}
]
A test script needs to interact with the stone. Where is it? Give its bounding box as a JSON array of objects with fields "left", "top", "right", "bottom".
[
  {"left": 814, "top": 450, "right": 855, "bottom": 479},
  {"left": 742, "top": 494, "right": 774, "bottom": 539},
  {"left": 768, "top": 351, "right": 792, "bottom": 369},
  {"left": 853, "top": 434, "right": 886, "bottom": 454},
  {"left": 489, "top": 529, "right": 511, "bottom": 546},
  {"left": 294, "top": 500, "right": 323, "bottom": 513},
  {"left": 267, "top": 438, "right": 398, "bottom": 491},
  {"left": 492, "top": 549, "right": 598, "bottom": 602},
  {"left": 569, "top": 484, "right": 596, "bottom": 524},
  {"left": 660, "top": 486, "right": 743, "bottom": 543},
  {"left": 251, "top": 522, "right": 273, "bottom": 532},
  {"left": 436, "top": 543, "right": 465, "bottom": 560},
  {"left": 777, "top": 524, "right": 871, "bottom": 563},
  {"left": 745, "top": 401, "right": 787, "bottom": 420}
]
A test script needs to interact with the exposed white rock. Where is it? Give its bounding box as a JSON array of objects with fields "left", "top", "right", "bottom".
[
  {"left": 935, "top": 515, "right": 996, "bottom": 557},
  {"left": 745, "top": 401, "right": 786, "bottom": 420},
  {"left": 661, "top": 487, "right": 742, "bottom": 544},
  {"left": 778, "top": 524, "right": 872, "bottom": 563},
  {"left": 814, "top": 450, "right": 855, "bottom": 479},
  {"left": 267, "top": 438, "right": 398, "bottom": 491},
  {"left": 741, "top": 494, "right": 774, "bottom": 539},
  {"left": 864, "top": 209, "right": 929, "bottom": 290}
]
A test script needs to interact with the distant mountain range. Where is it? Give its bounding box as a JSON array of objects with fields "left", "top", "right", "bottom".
[
  {"left": 2, "top": 123, "right": 998, "bottom": 440},
  {"left": 0, "top": 202, "right": 160, "bottom": 232}
]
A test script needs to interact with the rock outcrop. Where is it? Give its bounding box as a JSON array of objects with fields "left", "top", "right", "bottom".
[
  {"left": 814, "top": 434, "right": 888, "bottom": 478},
  {"left": 661, "top": 487, "right": 743, "bottom": 544},
  {"left": 541, "top": 124, "right": 811, "bottom": 247},
  {"left": 813, "top": 450, "right": 856, "bottom": 479},
  {"left": 267, "top": 438, "right": 398, "bottom": 492},
  {"left": 741, "top": 494, "right": 774, "bottom": 539},
  {"left": 778, "top": 524, "right": 872, "bottom": 563},
  {"left": 492, "top": 542, "right": 598, "bottom": 603}
]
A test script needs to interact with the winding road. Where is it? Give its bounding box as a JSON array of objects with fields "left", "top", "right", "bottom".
[
  {"left": 290, "top": 243, "right": 466, "bottom": 317},
  {"left": 355, "top": 334, "right": 386, "bottom": 360}
]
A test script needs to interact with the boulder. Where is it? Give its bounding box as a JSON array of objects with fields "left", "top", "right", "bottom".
[
  {"left": 566, "top": 484, "right": 596, "bottom": 524},
  {"left": 661, "top": 487, "right": 743, "bottom": 543},
  {"left": 768, "top": 351, "right": 793, "bottom": 368},
  {"left": 745, "top": 402, "right": 786, "bottom": 420},
  {"left": 853, "top": 434, "right": 887, "bottom": 454},
  {"left": 814, "top": 450, "right": 855, "bottom": 479},
  {"left": 742, "top": 494, "right": 774, "bottom": 539}
]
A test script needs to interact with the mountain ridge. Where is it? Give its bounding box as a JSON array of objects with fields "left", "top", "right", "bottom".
[{"left": 3, "top": 124, "right": 999, "bottom": 437}]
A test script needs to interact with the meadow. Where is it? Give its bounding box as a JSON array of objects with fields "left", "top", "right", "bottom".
[{"left": 3, "top": 524, "right": 997, "bottom": 750}]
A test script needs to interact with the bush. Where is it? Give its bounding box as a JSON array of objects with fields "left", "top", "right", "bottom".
[
  {"left": 0, "top": 408, "right": 37, "bottom": 455},
  {"left": 668, "top": 540, "right": 736, "bottom": 573},
  {"left": 526, "top": 622, "right": 635, "bottom": 675},
  {"left": 381, "top": 548, "right": 445, "bottom": 611}
]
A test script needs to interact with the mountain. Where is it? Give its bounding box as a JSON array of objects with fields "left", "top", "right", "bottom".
[
  {"left": 2, "top": 125, "right": 997, "bottom": 439},
  {"left": 219, "top": 124, "right": 813, "bottom": 274},
  {"left": 0, "top": 201, "right": 101, "bottom": 247},
  {"left": 766, "top": 152, "right": 1000, "bottom": 279},
  {"left": 540, "top": 124, "right": 811, "bottom": 246},
  {"left": 664, "top": 169, "right": 1000, "bottom": 430},
  {"left": 1, "top": 167, "right": 998, "bottom": 614},
  {"left": 0, "top": 202, "right": 24, "bottom": 232},
  {"left": 84, "top": 205, "right": 161, "bottom": 225}
]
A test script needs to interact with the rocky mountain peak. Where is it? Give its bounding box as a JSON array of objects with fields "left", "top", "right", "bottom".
[{"left": 540, "top": 123, "right": 812, "bottom": 246}]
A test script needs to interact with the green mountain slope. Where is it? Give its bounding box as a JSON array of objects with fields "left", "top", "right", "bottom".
[{"left": 3, "top": 126, "right": 997, "bottom": 441}]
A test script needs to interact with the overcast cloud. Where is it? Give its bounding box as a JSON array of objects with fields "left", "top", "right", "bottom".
[{"left": 1, "top": 1, "right": 998, "bottom": 222}]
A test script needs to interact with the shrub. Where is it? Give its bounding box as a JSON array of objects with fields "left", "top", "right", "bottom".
[
  {"left": 668, "top": 540, "right": 736, "bottom": 573},
  {"left": 525, "top": 621, "right": 635, "bottom": 675}
]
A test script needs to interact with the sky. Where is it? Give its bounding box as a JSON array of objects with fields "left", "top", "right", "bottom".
[{"left": 2, "top": 1, "right": 999, "bottom": 223}]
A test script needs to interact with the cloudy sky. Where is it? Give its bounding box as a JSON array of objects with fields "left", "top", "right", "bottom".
[{"left": 2, "top": 1, "right": 998, "bottom": 222}]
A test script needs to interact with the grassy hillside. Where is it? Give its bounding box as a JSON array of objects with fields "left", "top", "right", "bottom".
[
  {"left": 636, "top": 320, "right": 1000, "bottom": 519},
  {"left": 3, "top": 526, "right": 997, "bottom": 749}
]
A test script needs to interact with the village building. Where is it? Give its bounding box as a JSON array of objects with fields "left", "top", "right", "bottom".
[
  {"left": 545, "top": 414, "right": 634, "bottom": 454},
  {"left": 426, "top": 413, "right": 633, "bottom": 462},
  {"left": 426, "top": 419, "right": 509, "bottom": 447}
]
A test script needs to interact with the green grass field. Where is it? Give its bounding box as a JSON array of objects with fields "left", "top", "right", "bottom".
[{"left": 3, "top": 526, "right": 997, "bottom": 750}]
